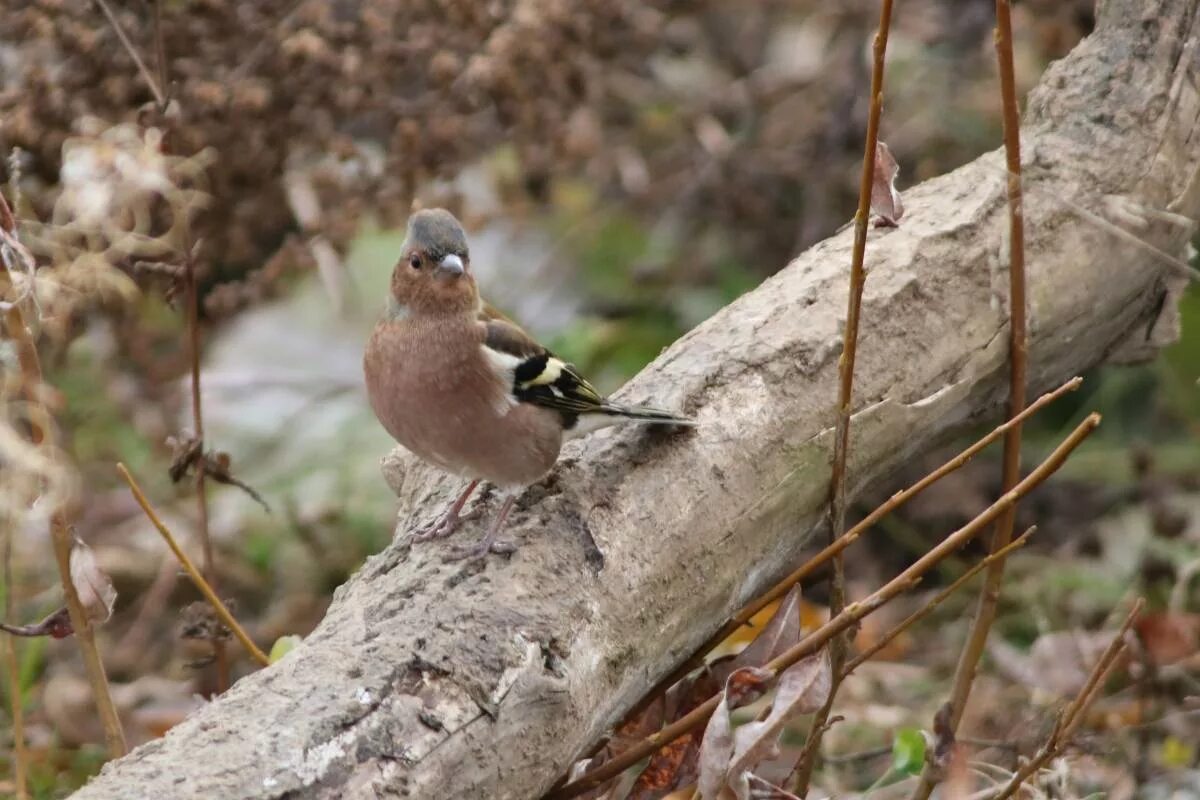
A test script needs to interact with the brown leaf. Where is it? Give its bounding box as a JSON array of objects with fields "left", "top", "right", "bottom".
[
  {"left": 630, "top": 667, "right": 736, "bottom": 799},
  {"left": 69, "top": 535, "right": 117, "bottom": 624},
  {"left": 629, "top": 736, "right": 696, "bottom": 799},
  {"left": 1137, "top": 612, "right": 1200, "bottom": 666},
  {"left": 730, "top": 585, "right": 802, "bottom": 673},
  {"left": 727, "top": 652, "right": 831, "bottom": 782},
  {"left": 697, "top": 667, "right": 774, "bottom": 800},
  {"left": 566, "top": 695, "right": 666, "bottom": 800},
  {"left": 870, "top": 141, "right": 903, "bottom": 227},
  {"left": 627, "top": 625, "right": 788, "bottom": 799},
  {"left": 617, "top": 693, "right": 666, "bottom": 748},
  {"left": 697, "top": 678, "right": 735, "bottom": 800}
]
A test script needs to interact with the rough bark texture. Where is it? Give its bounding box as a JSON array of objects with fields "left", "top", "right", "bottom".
[{"left": 72, "top": 2, "right": 1199, "bottom": 798}]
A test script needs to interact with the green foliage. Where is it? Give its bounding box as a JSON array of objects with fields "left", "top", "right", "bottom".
[
  {"left": 269, "top": 635, "right": 302, "bottom": 663},
  {"left": 890, "top": 728, "right": 927, "bottom": 776},
  {"left": 864, "top": 728, "right": 928, "bottom": 793}
]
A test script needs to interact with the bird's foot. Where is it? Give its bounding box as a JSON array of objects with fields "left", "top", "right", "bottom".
[
  {"left": 409, "top": 480, "right": 482, "bottom": 544},
  {"left": 444, "top": 538, "right": 517, "bottom": 562},
  {"left": 411, "top": 510, "right": 465, "bottom": 542}
]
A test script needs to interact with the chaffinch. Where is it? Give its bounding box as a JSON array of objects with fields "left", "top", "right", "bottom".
[{"left": 363, "top": 208, "right": 694, "bottom": 559}]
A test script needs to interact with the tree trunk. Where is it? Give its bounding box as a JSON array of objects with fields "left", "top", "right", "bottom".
[{"left": 72, "top": 1, "right": 1199, "bottom": 797}]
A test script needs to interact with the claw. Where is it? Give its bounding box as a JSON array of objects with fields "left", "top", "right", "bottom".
[
  {"left": 408, "top": 479, "right": 479, "bottom": 544},
  {"left": 412, "top": 512, "right": 462, "bottom": 541},
  {"left": 444, "top": 538, "right": 516, "bottom": 561},
  {"left": 442, "top": 493, "right": 518, "bottom": 562}
]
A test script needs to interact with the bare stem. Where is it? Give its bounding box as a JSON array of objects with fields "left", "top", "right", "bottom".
[
  {"left": 152, "top": 0, "right": 169, "bottom": 108},
  {"left": 116, "top": 463, "right": 271, "bottom": 667},
  {"left": 910, "top": 4, "right": 1028, "bottom": 797},
  {"left": 147, "top": 0, "right": 227, "bottom": 690},
  {"left": 987, "top": 600, "right": 1142, "bottom": 800},
  {"left": 182, "top": 247, "right": 229, "bottom": 689},
  {"left": 2, "top": 305, "right": 127, "bottom": 758},
  {"left": 796, "top": 2, "right": 895, "bottom": 792},
  {"left": 626, "top": 377, "right": 1080, "bottom": 723},
  {"left": 545, "top": 415, "right": 1099, "bottom": 800},
  {"left": 92, "top": 0, "right": 166, "bottom": 108},
  {"left": 2, "top": 515, "right": 29, "bottom": 800}
]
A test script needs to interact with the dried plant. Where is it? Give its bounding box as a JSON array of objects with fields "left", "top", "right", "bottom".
[{"left": 2, "top": 2, "right": 1088, "bottom": 323}]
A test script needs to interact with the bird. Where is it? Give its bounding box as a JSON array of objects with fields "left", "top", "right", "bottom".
[{"left": 363, "top": 208, "right": 695, "bottom": 559}]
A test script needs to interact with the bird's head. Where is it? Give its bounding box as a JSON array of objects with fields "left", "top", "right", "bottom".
[{"left": 389, "top": 208, "right": 479, "bottom": 317}]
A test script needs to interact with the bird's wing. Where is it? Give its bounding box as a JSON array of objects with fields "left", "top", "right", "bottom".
[
  {"left": 479, "top": 315, "right": 606, "bottom": 417},
  {"left": 479, "top": 301, "right": 519, "bottom": 326}
]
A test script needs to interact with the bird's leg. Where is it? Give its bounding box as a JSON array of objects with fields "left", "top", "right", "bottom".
[
  {"left": 447, "top": 493, "right": 518, "bottom": 560},
  {"left": 412, "top": 479, "right": 479, "bottom": 542}
]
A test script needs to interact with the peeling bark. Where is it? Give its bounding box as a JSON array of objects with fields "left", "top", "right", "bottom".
[{"left": 71, "top": 1, "right": 1200, "bottom": 798}]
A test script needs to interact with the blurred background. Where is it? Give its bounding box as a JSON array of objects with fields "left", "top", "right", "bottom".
[{"left": 1, "top": 0, "right": 1197, "bottom": 796}]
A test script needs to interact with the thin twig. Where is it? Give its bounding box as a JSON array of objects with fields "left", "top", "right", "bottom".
[
  {"left": 794, "top": 1, "right": 895, "bottom": 791},
  {"left": 841, "top": 526, "right": 1037, "bottom": 677},
  {"left": 2, "top": 194, "right": 127, "bottom": 758},
  {"left": 186, "top": 246, "right": 228, "bottom": 690},
  {"left": 987, "top": 600, "right": 1142, "bottom": 800},
  {"left": 97, "top": 0, "right": 225, "bottom": 690},
  {"left": 49, "top": 511, "right": 130, "bottom": 758},
  {"left": 141, "top": 0, "right": 227, "bottom": 688},
  {"left": 910, "top": 4, "right": 1029, "bottom": 796},
  {"left": 116, "top": 463, "right": 271, "bottom": 667},
  {"left": 2, "top": 515, "right": 29, "bottom": 800},
  {"left": 627, "top": 377, "right": 1080, "bottom": 720},
  {"left": 545, "top": 414, "right": 1099, "bottom": 800},
  {"left": 152, "top": 0, "right": 169, "bottom": 108},
  {"left": 3, "top": 310, "right": 127, "bottom": 757},
  {"left": 92, "top": 0, "right": 166, "bottom": 108}
]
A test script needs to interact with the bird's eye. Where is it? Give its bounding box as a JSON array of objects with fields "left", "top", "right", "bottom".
[{"left": 409, "top": 255, "right": 422, "bottom": 270}]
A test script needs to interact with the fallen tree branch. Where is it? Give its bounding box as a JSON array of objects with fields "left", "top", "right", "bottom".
[{"left": 68, "top": 1, "right": 1200, "bottom": 797}]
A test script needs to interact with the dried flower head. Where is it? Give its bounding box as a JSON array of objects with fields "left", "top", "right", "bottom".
[{"left": 10, "top": 122, "right": 215, "bottom": 341}]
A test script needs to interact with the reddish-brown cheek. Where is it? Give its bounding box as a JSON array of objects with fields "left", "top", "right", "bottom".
[{"left": 390, "top": 269, "right": 420, "bottom": 305}]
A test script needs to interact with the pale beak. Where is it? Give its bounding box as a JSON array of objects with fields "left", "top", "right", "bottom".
[{"left": 436, "top": 253, "right": 465, "bottom": 278}]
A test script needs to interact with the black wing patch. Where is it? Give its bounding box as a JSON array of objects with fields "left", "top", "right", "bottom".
[{"left": 482, "top": 319, "right": 607, "bottom": 422}]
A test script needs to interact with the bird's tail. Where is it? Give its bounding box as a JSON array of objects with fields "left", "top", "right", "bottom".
[
  {"left": 599, "top": 402, "right": 697, "bottom": 426},
  {"left": 564, "top": 402, "right": 696, "bottom": 440}
]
